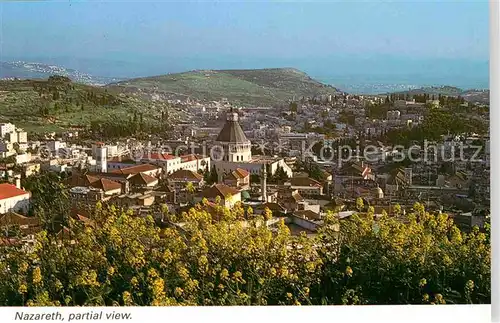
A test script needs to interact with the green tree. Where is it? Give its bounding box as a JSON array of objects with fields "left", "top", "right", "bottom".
[
  {"left": 0, "top": 198, "right": 490, "bottom": 306},
  {"left": 356, "top": 197, "right": 364, "bottom": 212},
  {"left": 393, "top": 204, "right": 402, "bottom": 217},
  {"left": 185, "top": 182, "right": 196, "bottom": 205},
  {"left": 207, "top": 166, "right": 219, "bottom": 185}
]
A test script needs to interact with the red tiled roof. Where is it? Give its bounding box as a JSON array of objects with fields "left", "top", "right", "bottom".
[
  {"left": 0, "top": 183, "right": 30, "bottom": 200},
  {"left": 111, "top": 163, "right": 161, "bottom": 175},
  {"left": 168, "top": 169, "right": 203, "bottom": 181},
  {"left": 85, "top": 174, "right": 100, "bottom": 184},
  {"left": 144, "top": 153, "right": 177, "bottom": 161},
  {"left": 90, "top": 178, "right": 122, "bottom": 192},
  {"left": 0, "top": 212, "right": 40, "bottom": 226},
  {"left": 130, "top": 172, "right": 158, "bottom": 185},
  {"left": 202, "top": 184, "right": 239, "bottom": 199},
  {"left": 233, "top": 168, "right": 250, "bottom": 178},
  {"left": 180, "top": 154, "right": 199, "bottom": 162},
  {"left": 224, "top": 168, "right": 250, "bottom": 181},
  {"left": 289, "top": 177, "right": 322, "bottom": 187}
]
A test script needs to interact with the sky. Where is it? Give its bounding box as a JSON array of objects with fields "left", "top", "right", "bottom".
[{"left": 0, "top": 0, "right": 490, "bottom": 89}]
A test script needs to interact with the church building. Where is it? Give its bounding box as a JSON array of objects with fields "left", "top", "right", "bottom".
[{"left": 212, "top": 109, "right": 293, "bottom": 179}]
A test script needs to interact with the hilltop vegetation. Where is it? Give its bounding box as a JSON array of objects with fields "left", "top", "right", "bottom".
[
  {"left": 107, "top": 68, "right": 341, "bottom": 106},
  {"left": 386, "top": 86, "right": 489, "bottom": 104},
  {"left": 0, "top": 76, "right": 179, "bottom": 135}
]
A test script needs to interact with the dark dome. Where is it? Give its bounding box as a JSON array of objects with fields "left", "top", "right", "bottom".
[{"left": 216, "top": 112, "right": 250, "bottom": 143}]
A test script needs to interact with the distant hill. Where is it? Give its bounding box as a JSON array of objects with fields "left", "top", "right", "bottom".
[
  {"left": 384, "top": 85, "right": 489, "bottom": 104},
  {"left": 106, "top": 68, "right": 342, "bottom": 106},
  {"left": 0, "top": 76, "right": 180, "bottom": 133}
]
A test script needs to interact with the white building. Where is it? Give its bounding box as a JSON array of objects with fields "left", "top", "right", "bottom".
[
  {"left": 59, "top": 147, "right": 81, "bottom": 159},
  {"left": 0, "top": 183, "right": 31, "bottom": 214},
  {"left": 0, "top": 123, "right": 16, "bottom": 139},
  {"left": 15, "top": 153, "right": 31, "bottom": 165},
  {"left": 46, "top": 140, "right": 67, "bottom": 156},
  {"left": 92, "top": 142, "right": 107, "bottom": 173},
  {"left": 6, "top": 132, "right": 18, "bottom": 144},
  {"left": 106, "top": 145, "right": 119, "bottom": 158},
  {"left": 137, "top": 152, "right": 210, "bottom": 175}
]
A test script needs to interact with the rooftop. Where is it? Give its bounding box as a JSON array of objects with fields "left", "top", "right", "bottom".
[
  {"left": 111, "top": 163, "right": 161, "bottom": 175},
  {"left": 288, "top": 177, "right": 322, "bottom": 187},
  {"left": 225, "top": 168, "right": 250, "bottom": 180},
  {"left": 144, "top": 153, "right": 178, "bottom": 161},
  {"left": 90, "top": 178, "right": 122, "bottom": 192},
  {"left": 202, "top": 183, "right": 240, "bottom": 199},
  {"left": 0, "top": 212, "right": 40, "bottom": 227},
  {"left": 180, "top": 154, "right": 206, "bottom": 162},
  {"left": 168, "top": 169, "right": 204, "bottom": 181},
  {"left": 216, "top": 111, "right": 250, "bottom": 144},
  {"left": 0, "top": 183, "right": 30, "bottom": 200},
  {"left": 129, "top": 172, "right": 158, "bottom": 186},
  {"left": 248, "top": 155, "right": 283, "bottom": 164}
]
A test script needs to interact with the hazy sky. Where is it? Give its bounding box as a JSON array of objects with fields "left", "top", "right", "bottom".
[{"left": 0, "top": 0, "right": 490, "bottom": 82}]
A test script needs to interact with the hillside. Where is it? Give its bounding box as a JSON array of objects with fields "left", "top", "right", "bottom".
[
  {"left": 0, "top": 76, "right": 180, "bottom": 134},
  {"left": 384, "top": 85, "right": 489, "bottom": 104},
  {"left": 106, "top": 68, "right": 342, "bottom": 106}
]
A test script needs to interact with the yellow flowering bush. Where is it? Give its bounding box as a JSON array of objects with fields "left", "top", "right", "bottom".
[{"left": 0, "top": 202, "right": 490, "bottom": 306}]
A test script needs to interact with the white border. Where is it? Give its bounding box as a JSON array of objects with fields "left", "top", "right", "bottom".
[
  {"left": 0, "top": 305, "right": 493, "bottom": 323},
  {"left": 491, "top": 0, "right": 499, "bottom": 321}
]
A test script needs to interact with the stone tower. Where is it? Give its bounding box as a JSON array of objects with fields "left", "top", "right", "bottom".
[{"left": 260, "top": 164, "right": 267, "bottom": 202}]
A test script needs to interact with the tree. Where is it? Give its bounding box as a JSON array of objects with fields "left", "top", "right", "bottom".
[
  {"left": 268, "top": 166, "right": 289, "bottom": 184},
  {"left": 355, "top": 197, "right": 364, "bottom": 212},
  {"left": 0, "top": 199, "right": 490, "bottom": 306},
  {"left": 317, "top": 207, "right": 490, "bottom": 305},
  {"left": 393, "top": 204, "right": 402, "bottom": 217},
  {"left": 263, "top": 207, "right": 273, "bottom": 221},
  {"left": 21, "top": 172, "right": 70, "bottom": 233},
  {"left": 185, "top": 182, "right": 196, "bottom": 205},
  {"left": 308, "top": 164, "right": 325, "bottom": 182},
  {"left": 207, "top": 166, "right": 219, "bottom": 185}
]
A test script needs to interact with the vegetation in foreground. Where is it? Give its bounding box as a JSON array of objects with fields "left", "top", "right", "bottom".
[{"left": 0, "top": 197, "right": 490, "bottom": 306}]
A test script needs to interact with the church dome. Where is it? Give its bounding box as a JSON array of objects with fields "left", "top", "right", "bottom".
[{"left": 216, "top": 111, "right": 250, "bottom": 144}]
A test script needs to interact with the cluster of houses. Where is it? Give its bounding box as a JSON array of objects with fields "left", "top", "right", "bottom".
[{"left": 0, "top": 95, "right": 491, "bottom": 245}]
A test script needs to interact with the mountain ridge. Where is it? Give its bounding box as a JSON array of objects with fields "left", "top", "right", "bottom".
[{"left": 106, "top": 68, "right": 342, "bottom": 106}]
